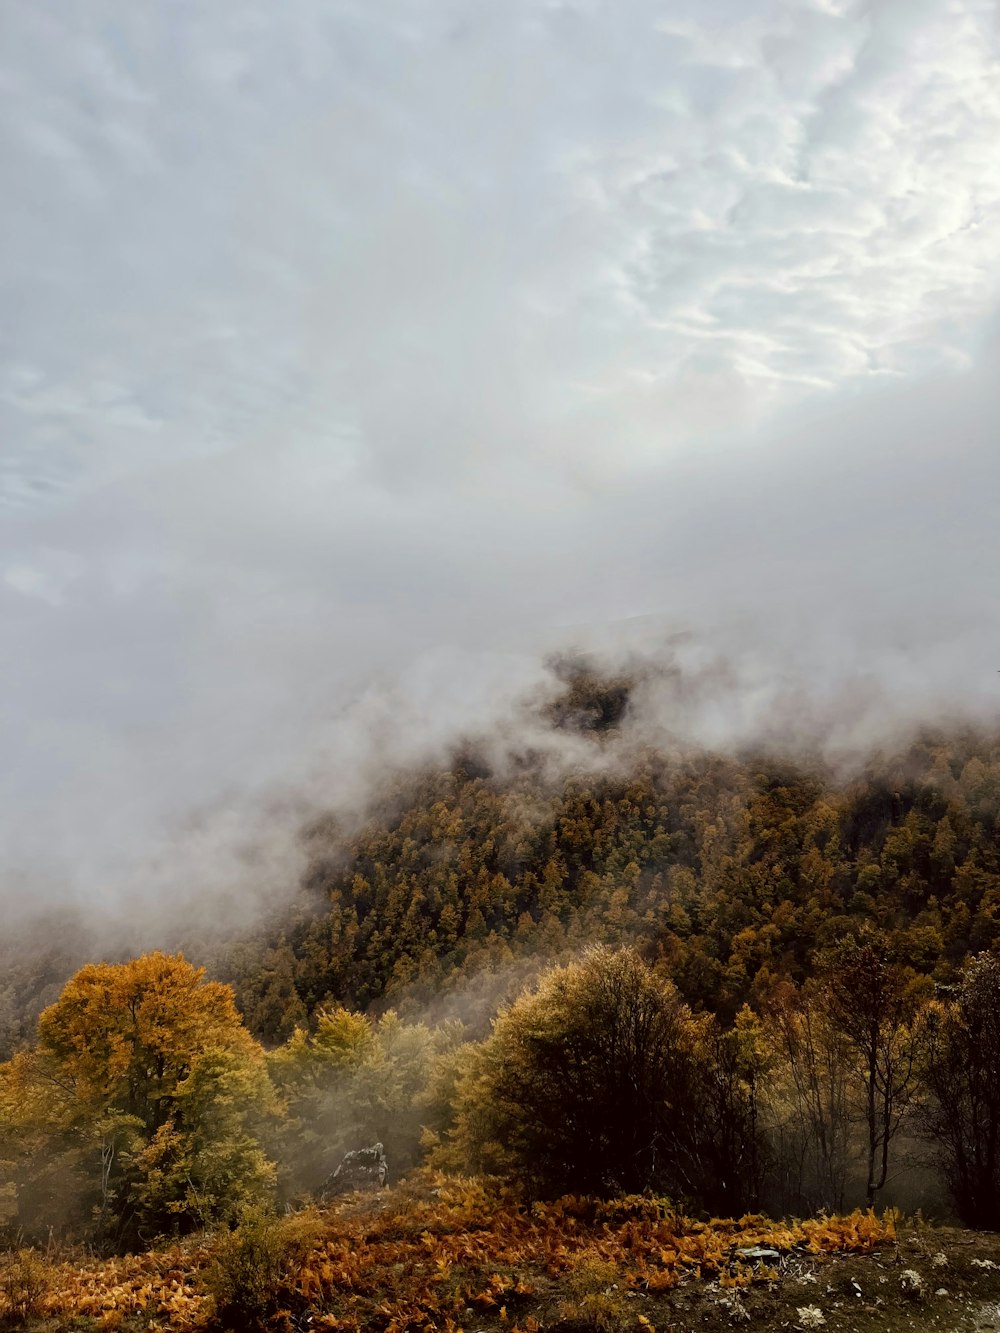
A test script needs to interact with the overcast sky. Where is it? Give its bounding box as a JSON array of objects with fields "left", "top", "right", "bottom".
[{"left": 2, "top": 0, "right": 1000, "bottom": 919}]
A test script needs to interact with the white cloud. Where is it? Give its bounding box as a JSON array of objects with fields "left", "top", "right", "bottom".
[
  {"left": 3, "top": 0, "right": 1000, "bottom": 507},
  {"left": 1, "top": 0, "right": 999, "bottom": 922}
]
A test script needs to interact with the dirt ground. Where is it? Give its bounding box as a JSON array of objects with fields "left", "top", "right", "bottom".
[{"left": 562, "top": 1225, "right": 1000, "bottom": 1333}]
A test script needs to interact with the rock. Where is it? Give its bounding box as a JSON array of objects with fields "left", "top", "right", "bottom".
[
  {"left": 899, "top": 1269, "right": 926, "bottom": 1301},
  {"left": 796, "top": 1305, "right": 826, "bottom": 1328},
  {"left": 321, "top": 1142, "right": 389, "bottom": 1196},
  {"left": 735, "top": 1246, "right": 782, "bottom": 1263}
]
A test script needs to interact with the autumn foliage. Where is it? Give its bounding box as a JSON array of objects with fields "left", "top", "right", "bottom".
[
  {"left": 0, "top": 1175, "right": 896, "bottom": 1332},
  {"left": 436, "top": 948, "right": 759, "bottom": 1209},
  {"left": 3, "top": 690, "right": 1000, "bottom": 1273},
  {"left": 0, "top": 953, "right": 275, "bottom": 1247},
  {"left": 226, "top": 723, "right": 1000, "bottom": 1043}
]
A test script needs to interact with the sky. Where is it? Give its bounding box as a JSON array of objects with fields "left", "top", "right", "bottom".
[{"left": 2, "top": 0, "right": 1000, "bottom": 921}]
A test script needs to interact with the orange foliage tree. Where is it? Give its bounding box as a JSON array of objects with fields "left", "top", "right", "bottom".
[{"left": 0, "top": 952, "right": 276, "bottom": 1247}]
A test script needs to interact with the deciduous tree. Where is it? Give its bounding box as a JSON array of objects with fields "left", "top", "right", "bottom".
[
  {"left": 441, "top": 947, "right": 711, "bottom": 1200},
  {"left": 919, "top": 953, "right": 1000, "bottom": 1227},
  {"left": 818, "top": 932, "right": 926, "bottom": 1206},
  {"left": 0, "top": 953, "right": 275, "bottom": 1246}
]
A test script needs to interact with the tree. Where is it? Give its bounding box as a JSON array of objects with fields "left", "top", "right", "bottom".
[
  {"left": 919, "top": 953, "right": 1000, "bottom": 1227},
  {"left": 818, "top": 932, "right": 925, "bottom": 1206},
  {"left": 0, "top": 953, "right": 276, "bottom": 1246},
  {"left": 760, "top": 981, "right": 852, "bottom": 1214},
  {"left": 268, "top": 1005, "right": 461, "bottom": 1199},
  {"left": 441, "top": 947, "right": 711, "bottom": 1200},
  {"left": 694, "top": 1006, "right": 769, "bottom": 1214}
]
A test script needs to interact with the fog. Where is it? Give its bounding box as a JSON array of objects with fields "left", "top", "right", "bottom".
[{"left": 2, "top": 0, "right": 999, "bottom": 930}]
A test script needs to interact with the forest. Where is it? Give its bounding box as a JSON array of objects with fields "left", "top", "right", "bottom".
[{"left": 3, "top": 668, "right": 1000, "bottom": 1328}]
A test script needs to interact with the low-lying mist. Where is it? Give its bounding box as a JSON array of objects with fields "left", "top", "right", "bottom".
[{"left": 3, "top": 356, "right": 999, "bottom": 955}]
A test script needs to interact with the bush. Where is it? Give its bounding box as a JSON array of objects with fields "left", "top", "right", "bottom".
[
  {"left": 0, "top": 1247, "right": 50, "bottom": 1325},
  {"left": 444, "top": 947, "right": 708, "bottom": 1198},
  {"left": 441, "top": 947, "right": 767, "bottom": 1210},
  {"left": 204, "top": 1206, "right": 323, "bottom": 1329}
]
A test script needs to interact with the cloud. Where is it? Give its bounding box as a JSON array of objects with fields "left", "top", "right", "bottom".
[
  {"left": 4, "top": 0, "right": 1000, "bottom": 504},
  {"left": 1, "top": 0, "right": 999, "bottom": 926}
]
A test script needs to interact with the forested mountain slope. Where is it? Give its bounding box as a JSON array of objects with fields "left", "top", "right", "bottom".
[
  {"left": 4, "top": 668, "right": 999, "bottom": 1062},
  {"left": 226, "top": 674, "right": 1000, "bottom": 1046}
]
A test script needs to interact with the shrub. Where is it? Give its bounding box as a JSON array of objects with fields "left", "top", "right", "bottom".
[
  {"left": 0, "top": 1247, "right": 50, "bottom": 1324},
  {"left": 443, "top": 947, "right": 708, "bottom": 1198},
  {"left": 203, "top": 1206, "right": 323, "bottom": 1329}
]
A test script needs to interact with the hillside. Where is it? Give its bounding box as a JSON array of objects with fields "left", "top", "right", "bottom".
[
  {"left": 5, "top": 671, "right": 1000, "bottom": 1061},
  {"left": 223, "top": 671, "right": 1000, "bottom": 1046},
  {"left": 3, "top": 1176, "right": 1000, "bottom": 1333}
]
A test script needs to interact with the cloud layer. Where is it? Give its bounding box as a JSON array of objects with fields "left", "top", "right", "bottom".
[{"left": 2, "top": 0, "right": 999, "bottom": 922}]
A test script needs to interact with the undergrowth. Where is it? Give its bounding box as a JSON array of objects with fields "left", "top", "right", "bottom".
[{"left": 0, "top": 1172, "right": 897, "bottom": 1332}]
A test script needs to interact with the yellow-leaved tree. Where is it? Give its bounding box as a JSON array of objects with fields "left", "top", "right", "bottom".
[
  {"left": 267, "top": 1005, "right": 462, "bottom": 1198},
  {"left": 0, "top": 952, "right": 277, "bottom": 1248}
]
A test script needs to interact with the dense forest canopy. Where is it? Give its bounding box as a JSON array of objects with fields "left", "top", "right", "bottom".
[{"left": 223, "top": 669, "right": 1000, "bottom": 1046}]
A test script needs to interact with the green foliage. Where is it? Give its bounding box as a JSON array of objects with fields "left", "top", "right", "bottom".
[
  {"left": 268, "top": 1004, "right": 463, "bottom": 1198},
  {"left": 129, "top": 1048, "right": 277, "bottom": 1236}
]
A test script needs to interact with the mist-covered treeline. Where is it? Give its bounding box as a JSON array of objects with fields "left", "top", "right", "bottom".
[
  {"left": 225, "top": 674, "right": 1000, "bottom": 1049},
  {"left": 5, "top": 669, "right": 1000, "bottom": 1064},
  {"left": 3, "top": 940, "right": 1000, "bottom": 1254},
  {"left": 4, "top": 671, "right": 1000, "bottom": 1250}
]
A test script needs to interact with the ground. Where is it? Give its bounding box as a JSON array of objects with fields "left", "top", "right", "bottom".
[
  {"left": 624, "top": 1229, "right": 1000, "bottom": 1333},
  {"left": 2, "top": 1177, "right": 1000, "bottom": 1332}
]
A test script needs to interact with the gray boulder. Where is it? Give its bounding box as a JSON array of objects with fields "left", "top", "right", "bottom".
[{"left": 321, "top": 1142, "right": 389, "bottom": 1197}]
